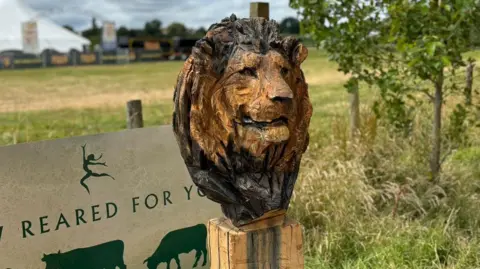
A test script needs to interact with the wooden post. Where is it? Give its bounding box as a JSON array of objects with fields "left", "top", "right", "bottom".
[
  {"left": 208, "top": 211, "right": 304, "bottom": 269},
  {"left": 350, "top": 82, "right": 360, "bottom": 138},
  {"left": 465, "top": 60, "right": 475, "bottom": 106},
  {"left": 126, "top": 99, "right": 144, "bottom": 129},
  {"left": 250, "top": 2, "right": 269, "bottom": 20}
]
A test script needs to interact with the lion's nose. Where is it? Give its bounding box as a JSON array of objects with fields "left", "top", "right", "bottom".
[{"left": 268, "top": 87, "right": 293, "bottom": 103}]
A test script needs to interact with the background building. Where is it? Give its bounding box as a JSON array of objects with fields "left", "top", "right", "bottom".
[{"left": 0, "top": 0, "right": 91, "bottom": 53}]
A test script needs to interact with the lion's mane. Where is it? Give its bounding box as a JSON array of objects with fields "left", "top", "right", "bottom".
[{"left": 172, "top": 14, "right": 312, "bottom": 226}]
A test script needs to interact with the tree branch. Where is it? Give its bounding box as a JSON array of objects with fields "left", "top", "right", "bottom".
[{"left": 418, "top": 88, "right": 434, "bottom": 101}]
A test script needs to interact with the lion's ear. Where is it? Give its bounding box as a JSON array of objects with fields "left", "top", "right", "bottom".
[{"left": 293, "top": 43, "right": 308, "bottom": 65}]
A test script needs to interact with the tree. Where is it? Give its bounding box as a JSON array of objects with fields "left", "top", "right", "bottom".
[
  {"left": 291, "top": 0, "right": 480, "bottom": 179},
  {"left": 195, "top": 27, "right": 207, "bottom": 36},
  {"left": 117, "top": 26, "right": 129, "bottom": 37},
  {"left": 63, "top": 25, "right": 75, "bottom": 32},
  {"left": 279, "top": 17, "right": 300, "bottom": 35},
  {"left": 390, "top": 1, "right": 480, "bottom": 178},
  {"left": 166, "top": 22, "right": 187, "bottom": 37},
  {"left": 144, "top": 19, "right": 162, "bottom": 37},
  {"left": 91, "top": 17, "right": 99, "bottom": 31},
  {"left": 186, "top": 27, "right": 196, "bottom": 37},
  {"left": 290, "top": 0, "right": 386, "bottom": 138},
  {"left": 81, "top": 17, "right": 101, "bottom": 38}
]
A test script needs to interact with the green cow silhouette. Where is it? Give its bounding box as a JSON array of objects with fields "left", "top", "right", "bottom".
[
  {"left": 144, "top": 224, "right": 208, "bottom": 269},
  {"left": 41, "top": 240, "right": 126, "bottom": 269}
]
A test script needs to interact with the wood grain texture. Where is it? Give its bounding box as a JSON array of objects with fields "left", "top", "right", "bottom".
[
  {"left": 126, "top": 99, "right": 144, "bottom": 129},
  {"left": 250, "top": 2, "right": 270, "bottom": 20},
  {"left": 208, "top": 216, "right": 304, "bottom": 269},
  {"left": 172, "top": 14, "right": 312, "bottom": 227}
]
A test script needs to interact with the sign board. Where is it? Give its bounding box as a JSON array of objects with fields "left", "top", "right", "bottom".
[
  {"left": 102, "top": 21, "right": 117, "bottom": 51},
  {"left": 138, "top": 50, "right": 167, "bottom": 62},
  {"left": 12, "top": 53, "right": 43, "bottom": 69},
  {"left": 144, "top": 41, "right": 160, "bottom": 50},
  {"left": 79, "top": 52, "right": 98, "bottom": 65},
  {"left": 48, "top": 53, "right": 71, "bottom": 67},
  {"left": 22, "top": 21, "right": 39, "bottom": 54},
  {"left": 101, "top": 51, "right": 121, "bottom": 64},
  {"left": 0, "top": 126, "right": 222, "bottom": 269},
  {"left": 0, "top": 55, "right": 12, "bottom": 69}
]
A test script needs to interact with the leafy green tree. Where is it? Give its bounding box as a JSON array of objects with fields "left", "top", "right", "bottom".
[
  {"left": 117, "top": 26, "right": 129, "bottom": 37},
  {"left": 280, "top": 17, "right": 300, "bottom": 34},
  {"left": 389, "top": 1, "right": 480, "bottom": 177},
  {"left": 92, "top": 18, "right": 99, "bottom": 31},
  {"left": 290, "top": 0, "right": 386, "bottom": 138},
  {"left": 144, "top": 19, "right": 162, "bottom": 37},
  {"left": 291, "top": 0, "right": 480, "bottom": 179},
  {"left": 195, "top": 27, "right": 207, "bottom": 37},
  {"left": 81, "top": 17, "right": 101, "bottom": 38},
  {"left": 127, "top": 29, "right": 144, "bottom": 37},
  {"left": 166, "top": 22, "right": 188, "bottom": 37}
]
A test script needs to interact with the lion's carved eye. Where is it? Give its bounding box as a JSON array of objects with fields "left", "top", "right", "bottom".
[
  {"left": 239, "top": 67, "right": 257, "bottom": 78},
  {"left": 280, "top": 67, "right": 289, "bottom": 76}
]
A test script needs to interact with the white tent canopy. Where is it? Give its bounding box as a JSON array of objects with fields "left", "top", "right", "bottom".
[{"left": 0, "top": 0, "right": 91, "bottom": 53}]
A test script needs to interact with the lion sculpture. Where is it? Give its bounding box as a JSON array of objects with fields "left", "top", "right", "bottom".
[{"left": 172, "top": 14, "right": 312, "bottom": 227}]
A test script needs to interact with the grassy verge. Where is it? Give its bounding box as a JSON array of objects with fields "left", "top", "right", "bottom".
[{"left": 0, "top": 103, "right": 172, "bottom": 144}]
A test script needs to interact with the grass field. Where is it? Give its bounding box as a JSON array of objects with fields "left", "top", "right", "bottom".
[
  {"left": 0, "top": 49, "right": 347, "bottom": 144},
  {"left": 1, "top": 49, "right": 480, "bottom": 268}
]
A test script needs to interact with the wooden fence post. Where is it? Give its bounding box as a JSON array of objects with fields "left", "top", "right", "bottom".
[
  {"left": 250, "top": 2, "right": 269, "bottom": 20},
  {"left": 126, "top": 100, "right": 144, "bottom": 129}
]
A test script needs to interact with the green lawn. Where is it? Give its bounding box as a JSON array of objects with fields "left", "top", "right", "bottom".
[{"left": 1, "top": 49, "right": 480, "bottom": 268}]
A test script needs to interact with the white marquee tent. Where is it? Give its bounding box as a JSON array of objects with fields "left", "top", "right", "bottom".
[{"left": 0, "top": 0, "right": 91, "bottom": 53}]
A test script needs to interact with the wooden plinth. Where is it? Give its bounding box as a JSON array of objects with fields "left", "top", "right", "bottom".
[
  {"left": 208, "top": 213, "right": 304, "bottom": 269},
  {"left": 250, "top": 2, "right": 270, "bottom": 20}
]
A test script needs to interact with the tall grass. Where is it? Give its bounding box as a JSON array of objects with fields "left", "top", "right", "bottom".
[{"left": 291, "top": 102, "right": 480, "bottom": 268}]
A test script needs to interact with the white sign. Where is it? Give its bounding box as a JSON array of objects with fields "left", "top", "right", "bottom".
[
  {"left": 0, "top": 126, "right": 221, "bottom": 269},
  {"left": 102, "top": 21, "right": 117, "bottom": 51},
  {"left": 21, "top": 21, "right": 39, "bottom": 54}
]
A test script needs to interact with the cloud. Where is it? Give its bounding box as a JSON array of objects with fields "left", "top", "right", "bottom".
[{"left": 24, "top": 0, "right": 299, "bottom": 31}]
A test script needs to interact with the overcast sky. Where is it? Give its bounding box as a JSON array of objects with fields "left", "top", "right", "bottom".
[{"left": 23, "top": 0, "right": 299, "bottom": 31}]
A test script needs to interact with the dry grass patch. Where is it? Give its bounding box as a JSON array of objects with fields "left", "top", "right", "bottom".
[
  {"left": 306, "top": 70, "right": 349, "bottom": 85},
  {"left": 0, "top": 90, "right": 174, "bottom": 113},
  {"left": 0, "top": 49, "right": 341, "bottom": 113},
  {"left": 0, "top": 62, "right": 184, "bottom": 112}
]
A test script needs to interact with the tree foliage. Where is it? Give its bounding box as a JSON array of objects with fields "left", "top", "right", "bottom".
[
  {"left": 81, "top": 18, "right": 101, "bottom": 39},
  {"left": 144, "top": 19, "right": 162, "bottom": 37},
  {"left": 195, "top": 27, "right": 207, "bottom": 37},
  {"left": 117, "top": 26, "right": 129, "bottom": 37},
  {"left": 279, "top": 17, "right": 300, "bottom": 34},
  {"left": 166, "top": 22, "right": 188, "bottom": 37},
  {"left": 291, "top": 0, "right": 480, "bottom": 179}
]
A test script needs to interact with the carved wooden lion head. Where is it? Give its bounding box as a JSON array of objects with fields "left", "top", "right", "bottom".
[{"left": 172, "top": 14, "right": 312, "bottom": 226}]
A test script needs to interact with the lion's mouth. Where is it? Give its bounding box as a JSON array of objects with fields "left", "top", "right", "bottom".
[{"left": 240, "top": 116, "right": 288, "bottom": 129}]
